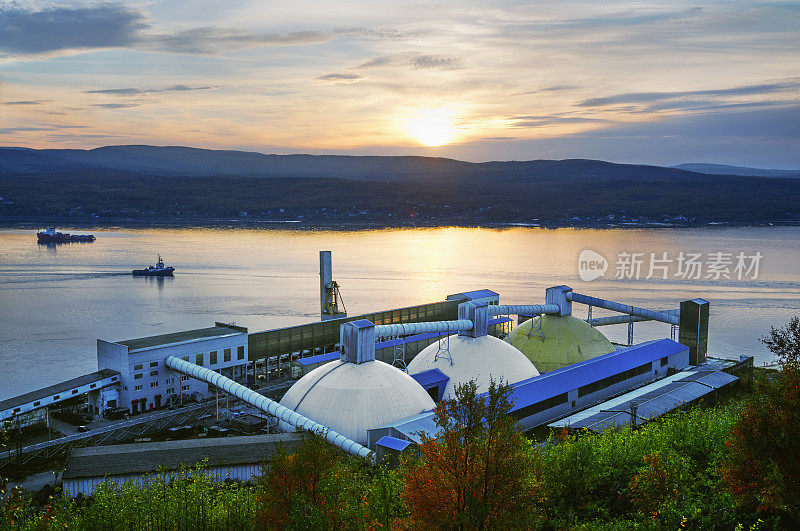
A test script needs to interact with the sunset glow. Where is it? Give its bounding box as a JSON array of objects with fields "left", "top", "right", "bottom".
[{"left": 407, "top": 109, "right": 457, "bottom": 147}]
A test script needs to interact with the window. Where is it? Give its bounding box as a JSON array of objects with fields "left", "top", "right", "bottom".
[
  {"left": 181, "top": 355, "right": 189, "bottom": 362},
  {"left": 224, "top": 348, "right": 231, "bottom": 362},
  {"left": 181, "top": 385, "right": 189, "bottom": 391},
  {"left": 134, "top": 373, "right": 143, "bottom": 380},
  {"left": 72, "top": 390, "right": 78, "bottom": 395},
  {"left": 112, "top": 377, "right": 117, "bottom": 381},
  {"left": 13, "top": 408, "right": 20, "bottom": 413},
  {"left": 165, "top": 378, "right": 173, "bottom": 384},
  {"left": 196, "top": 353, "right": 203, "bottom": 366},
  {"left": 661, "top": 356, "right": 669, "bottom": 367},
  {"left": 133, "top": 364, "right": 143, "bottom": 370},
  {"left": 150, "top": 370, "right": 158, "bottom": 377},
  {"left": 134, "top": 384, "right": 143, "bottom": 391},
  {"left": 150, "top": 361, "right": 158, "bottom": 367},
  {"left": 237, "top": 346, "right": 245, "bottom": 360},
  {"left": 181, "top": 375, "right": 189, "bottom": 381},
  {"left": 511, "top": 393, "right": 568, "bottom": 419},
  {"left": 150, "top": 381, "right": 159, "bottom": 388},
  {"left": 123, "top": 386, "right": 127, "bottom": 391},
  {"left": 34, "top": 401, "right": 40, "bottom": 407},
  {"left": 210, "top": 350, "right": 218, "bottom": 364},
  {"left": 54, "top": 395, "right": 60, "bottom": 400},
  {"left": 166, "top": 388, "right": 174, "bottom": 395},
  {"left": 90, "top": 383, "right": 96, "bottom": 388},
  {"left": 578, "top": 362, "right": 653, "bottom": 398}
]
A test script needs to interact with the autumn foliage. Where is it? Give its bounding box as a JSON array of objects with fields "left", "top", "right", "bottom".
[
  {"left": 721, "top": 347, "right": 800, "bottom": 517},
  {"left": 401, "top": 380, "right": 538, "bottom": 529}
]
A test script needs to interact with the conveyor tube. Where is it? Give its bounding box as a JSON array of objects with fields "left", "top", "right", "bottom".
[
  {"left": 487, "top": 304, "right": 561, "bottom": 316},
  {"left": 587, "top": 309, "right": 679, "bottom": 327},
  {"left": 164, "top": 356, "right": 374, "bottom": 461},
  {"left": 567, "top": 292, "right": 680, "bottom": 325},
  {"left": 374, "top": 319, "right": 473, "bottom": 338}
]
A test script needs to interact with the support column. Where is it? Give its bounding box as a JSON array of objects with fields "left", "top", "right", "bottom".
[
  {"left": 679, "top": 298, "right": 709, "bottom": 365},
  {"left": 458, "top": 302, "right": 488, "bottom": 338},
  {"left": 340, "top": 319, "right": 376, "bottom": 364},
  {"left": 545, "top": 285, "right": 573, "bottom": 316}
]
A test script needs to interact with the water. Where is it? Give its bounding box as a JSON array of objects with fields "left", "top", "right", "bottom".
[{"left": 1, "top": 226, "right": 797, "bottom": 401}]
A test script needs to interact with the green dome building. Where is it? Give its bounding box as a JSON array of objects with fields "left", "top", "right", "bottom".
[{"left": 506, "top": 315, "right": 615, "bottom": 373}]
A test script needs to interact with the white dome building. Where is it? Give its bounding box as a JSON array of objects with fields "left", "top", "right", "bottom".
[
  {"left": 407, "top": 335, "right": 539, "bottom": 400},
  {"left": 279, "top": 359, "right": 435, "bottom": 446}
]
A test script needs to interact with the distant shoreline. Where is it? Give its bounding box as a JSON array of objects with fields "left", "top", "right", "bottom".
[{"left": 1, "top": 216, "right": 798, "bottom": 232}]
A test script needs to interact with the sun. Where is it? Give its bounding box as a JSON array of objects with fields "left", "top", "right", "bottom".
[{"left": 406, "top": 108, "right": 457, "bottom": 146}]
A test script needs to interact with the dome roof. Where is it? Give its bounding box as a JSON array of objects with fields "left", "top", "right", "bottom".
[
  {"left": 407, "top": 335, "right": 539, "bottom": 399},
  {"left": 507, "top": 314, "right": 615, "bottom": 373},
  {"left": 279, "top": 360, "right": 435, "bottom": 445}
]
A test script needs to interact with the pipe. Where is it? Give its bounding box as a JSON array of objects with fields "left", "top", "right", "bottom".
[
  {"left": 587, "top": 309, "right": 679, "bottom": 327},
  {"left": 487, "top": 304, "right": 561, "bottom": 316},
  {"left": 374, "top": 319, "right": 473, "bottom": 338},
  {"left": 567, "top": 292, "right": 680, "bottom": 325},
  {"left": 164, "top": 356, "right": 374, "bottom": 462}
]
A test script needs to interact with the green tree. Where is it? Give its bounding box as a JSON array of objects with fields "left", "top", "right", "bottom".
[{"left": 401, "top": 380, "right": 538, "bottom": 530}]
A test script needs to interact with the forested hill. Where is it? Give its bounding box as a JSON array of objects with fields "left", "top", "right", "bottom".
[
  {"left": 1, "top": 146, "right": 799, "bottom": 226},
  {"left": 0, "top": 145, "right": 729, "bottom": 182}
]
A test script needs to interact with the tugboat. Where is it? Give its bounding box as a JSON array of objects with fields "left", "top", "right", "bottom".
[
  {"left": 132, "top": 255, "right": 175, "bottom": 277},
  {"left": 37, "top": 227, "right": 95, "bottom": 244}
]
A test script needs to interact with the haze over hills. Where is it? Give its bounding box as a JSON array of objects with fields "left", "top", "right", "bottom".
[
  {"left": 1, "top": 145, "right": 798, "bottom": 226},
  {"left": 672, "top": 163, "right": 800, "bottom": 178}
]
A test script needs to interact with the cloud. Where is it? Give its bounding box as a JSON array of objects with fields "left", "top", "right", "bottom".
[
  {"left": 0, "top": 4, "right": 334, "bottom": 57},
  {"left": 0, "top": 4, "right": 149, "bottom": 55},
  {"left": 84, "top": 85, "right": 215, "bottom": 96},
  {"left": 334, "top": 27, "right": 424, "bottom": 41},
  {"left": 579, "top": 80, "right": 800, "bottom": 107},
  {"left": 2, "top": 99, "right": 49, "bottom": 105},
  {"left": 0, "top": 127, "right": 52, "bottom": 133},
  {"left": 147, "top": 27, "right": 333, "bottom": 54},
  {"left": 317, "top": 73, "right": 363, "bottom": 84},
  {"left": 522, "top": 85, "right": 580, "bottom": 94},
  {"left": 358, "top": 52, "right": 461, "bottom": 70},
  {"left": 511, "top": 116, "right": 610, "bottom": 128},
  {"left": 0, "top": 123, "right": 89, "bottom": 133},
  {"left": 92, "top": 103, "right": 141, "bottom": 109}
]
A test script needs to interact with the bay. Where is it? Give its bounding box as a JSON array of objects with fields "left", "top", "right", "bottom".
[{"left": 0, "top": 226, "right": 797, "bottom": 401}]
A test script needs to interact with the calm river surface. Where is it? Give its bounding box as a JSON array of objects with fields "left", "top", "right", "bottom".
[{"left": 1, "top": 226, "right": 798, "bottom": 400}]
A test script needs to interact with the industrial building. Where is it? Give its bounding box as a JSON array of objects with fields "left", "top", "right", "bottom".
[
  {"left": 62, "top": 433, "right": 302, "bottom": 496},
  {"left": 97, "top": 322, "right": 248, "bottom": 414},
  {"left": 3, "top": 252, "right": 749, "bottom": 485}
]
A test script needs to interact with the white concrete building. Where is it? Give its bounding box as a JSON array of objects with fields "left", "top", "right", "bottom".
[{"left": 98, "top": 323, "right": 248, "bottom": 414}]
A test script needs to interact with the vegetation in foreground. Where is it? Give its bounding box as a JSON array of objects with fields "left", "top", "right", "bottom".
[{"left": 1, "top": 318, "right": 798, "bottom": 530}]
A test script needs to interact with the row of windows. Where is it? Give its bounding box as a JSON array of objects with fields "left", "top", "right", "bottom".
[
  {"left": 511, "top": 392, "right": 569, "bottom": 420},
  {"left": 181, "top": 346, "right": 246, "bottom": 367},
  {"left": 578, "top": 362, "right": 653, "bottom": 398},
  {"left": 15, "top": 381, "right": 106, "bottom": 412}
]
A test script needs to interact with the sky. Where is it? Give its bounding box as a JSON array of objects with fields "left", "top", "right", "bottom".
[{"left": 1, "top": 0, "right": 799, "bottom": 168}]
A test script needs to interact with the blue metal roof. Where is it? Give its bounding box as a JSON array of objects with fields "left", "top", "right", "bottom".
[
  {"left": 447, "top": 289, "right": 499, "bottom": 301},
  {"left": 376, "top": 436, "right": 413, "bottom": 452},
  {"left": 387, "top": 411, "right": 439, "bottom": 444},
  {"left": 507, "top": 338, "right": 688, "bottom": 414},
  {"left": 674, "top": 370, "right": 738, "bottom": 389},
  {"left": 295, "top": 351, "right": 340, "bottom": 366},
  {"left": 549, "top": 369, "right": 736, "bottom": 432},
  {"left": 411, "top": 369, "right": 449, "bottom": 389}
]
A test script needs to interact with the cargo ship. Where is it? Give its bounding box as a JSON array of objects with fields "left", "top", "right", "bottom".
[
  {"left": 132, "top": 255, "right": 175, "bottom": 277},
  {"left": 37, "top": 227, "right": 96, "bottom": 244}
]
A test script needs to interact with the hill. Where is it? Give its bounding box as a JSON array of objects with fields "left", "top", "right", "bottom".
[
  {"left": 2, "top": 145, "right": 709, "bottom": 182},
  {"left": 1, "top": 145, "right": 799, "bottom": 226}
]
